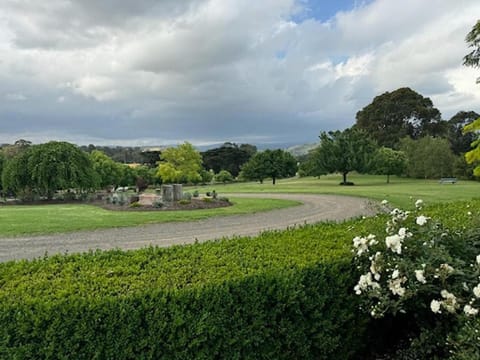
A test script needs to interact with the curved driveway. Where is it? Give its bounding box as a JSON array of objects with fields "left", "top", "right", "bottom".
[{"left": 0, "top": 194, "right": 376, "bottom": 262}]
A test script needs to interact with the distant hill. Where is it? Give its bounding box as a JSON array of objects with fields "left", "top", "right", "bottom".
[{"left": 285, "top": 143, "right": 318, "bottom": 157}]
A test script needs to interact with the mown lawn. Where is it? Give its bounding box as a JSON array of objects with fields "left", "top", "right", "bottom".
[
  {"left": 190, "top": 174, "right": 480, "bottom": 209},
  {"left": 0, "top": 197, "right": 300, "bottom": 237}
]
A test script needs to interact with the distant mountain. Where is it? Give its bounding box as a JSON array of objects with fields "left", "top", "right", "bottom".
[{"left": 285, "top": 143, "right": 318, "bottom": 157}]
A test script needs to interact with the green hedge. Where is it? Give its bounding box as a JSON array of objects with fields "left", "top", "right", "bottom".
[{"left": 0, "top": 199, "right": 478, "bottom": 359}]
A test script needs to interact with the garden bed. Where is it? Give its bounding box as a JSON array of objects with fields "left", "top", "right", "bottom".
[{"left": 99, "top": 198, "right": 232, "bottom": 211}]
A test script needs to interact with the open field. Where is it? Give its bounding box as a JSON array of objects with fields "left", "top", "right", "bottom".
[
  {"left": 0, "top": 197, "right": 300, "bottom": 237},
  {"left": 190, "top": 174, "right": 480, "bottom": 209}
]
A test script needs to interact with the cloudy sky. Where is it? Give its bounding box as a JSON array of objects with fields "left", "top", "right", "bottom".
[{"left": 0, "top": 0, "right": 479, "bottom": 147}]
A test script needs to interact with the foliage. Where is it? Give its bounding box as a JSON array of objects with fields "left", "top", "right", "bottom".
[
  {"left": 463, "top": 117, "right": 480, "bottom": 177},
  {"left": 371, "top": 147, "right": 407, "bottom": 183},
  {"left": 0, "top": 215, "right": 388, "bottom": 359},
  {"left": 308, "top": 128, "right": 377, "bottom": 184},
  {"left": 241, "top": 149, "right": 297, "bottom": 185},
  {"left": 400, "top": 136, "right": 457, "bottom": 179},
  {"left": 90, "top": 150, "right": 122, "bottom": 189},
  {"left": 215, "top": 169, "right": 234, "bottom": 184},
  {"left": 202, "top": 142, "right": 256, "bottom": 177},
  {"left": 352, "top": 199, "right": 480, "bottom": 358},
  {"left": 81, "top": 144, "right": 147, "bottom": 164},
  {"left": 447, "top": 111, "right": 480, "bottom": 155},
  {"left": 157, "top": 142, "right": 203, "bottom": 184},
  {"left": 200, "top": 169, "right": 214, "bottom": 184},
  {"left": 463, "top": 20, "right": 480, "bottom": 70},
  {"left": 355, "top": 87, "right": 444, "bottom": 148},
  {"left": 3, "top": 141, "right": 96, "bottom": 199}
]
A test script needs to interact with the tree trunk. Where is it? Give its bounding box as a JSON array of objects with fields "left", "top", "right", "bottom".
[
  {"left": 272, "top": 176, "right": 276, "bottom": 185},
  {"left": 343, "top": 172, "right": 347, "bottom": 184}
]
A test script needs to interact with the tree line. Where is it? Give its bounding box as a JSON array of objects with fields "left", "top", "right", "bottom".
[{"left": 299, "top": 86, "right": 479, "bottom": 184}]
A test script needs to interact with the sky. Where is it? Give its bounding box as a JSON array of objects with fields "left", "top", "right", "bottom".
[{"left": 0, "top": 0, "right": 479, "bottom": 147}]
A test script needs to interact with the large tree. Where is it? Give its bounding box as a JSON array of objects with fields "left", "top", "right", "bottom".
[
  {"left": 355, "top": 87, "right": 444, "bottom": 148},
  {"left": 241, "top": 149, "right": 297, "bottom": 185},
  {"left": 3, "top": 141, "right": 96, "bottom": 199},
  {"left": 202, "top": 143, "right": 255, "bottom": 177},
  {"left": 447, "top": 111, "right": 480, "bottom": 155},
  {"left": 157, "top": 142, "right": 203, "bottom": 184},
  {"left": 400, "top": 137, "right": 457, "bottom": 179},
  {"left": 308, "top": 128, "right": 377, "bottom": 185}
]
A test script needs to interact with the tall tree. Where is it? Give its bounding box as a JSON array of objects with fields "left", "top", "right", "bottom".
[
  {"left": 27, "top": 142, "right": 96, "bottom": 199},
  {"left": 157, "top": 142, "right": 203, "bottom": 184},
  {"left": 309, "top": 128, "right": 377, "bottom": 185},
  {"left": 371, "top": 147, "right": 406, "bottom": 183},
  {"left": 400, "top": 137, "right": 457, "bottom": 179},
  {"left": 356, "top": 87, "right": 444, "bottom": 148},
  {"left": 202, "top": 143, "right": 255, "bottom": 177},
  {"left": 241, "top": 149, "right": 297, "bottom": 185},
  {"left": 447, "top": 111, "right": 480, "bottom": 155}
]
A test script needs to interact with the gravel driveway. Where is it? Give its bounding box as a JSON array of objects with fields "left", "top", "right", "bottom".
[{"left": 0, "top": 194, "right": 376, "bottom": 262}]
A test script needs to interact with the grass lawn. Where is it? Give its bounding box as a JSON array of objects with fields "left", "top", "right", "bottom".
[
  {"left": 189, "top": 174, "right": 480, "bottom": 209},
  {"left": 0, "top": 197, "right": 301, "bottom": 237}
]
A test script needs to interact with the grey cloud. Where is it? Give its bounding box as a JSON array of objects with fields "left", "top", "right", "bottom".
[{"left": 0, "top": 0, "right": 479, "bottom": 147}]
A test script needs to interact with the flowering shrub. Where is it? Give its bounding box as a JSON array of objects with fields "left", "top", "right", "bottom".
[{"left": 353, "top": 199, "right": 480, "bottom": 358}]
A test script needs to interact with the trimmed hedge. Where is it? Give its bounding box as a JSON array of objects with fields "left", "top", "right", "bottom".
[{"left": 0, "top": 199, "right": 478, "bottom": 359}]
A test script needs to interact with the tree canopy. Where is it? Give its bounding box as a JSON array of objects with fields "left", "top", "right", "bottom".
[
  {"left": 241, "top": 149, "right": 297, "bottom": 185},
  {"left": 2, "top": 141, "right": 96, "bottom": 199},
  {"left": 308, "top": 128, "right": 377, "bottom": 184},
  {"left": 371, "top": 147, "right": 406, "bottom": 183},
  {"left": 463, "top": 20, "right": 480, "bottom": 71},
  {"left": 202, "top": 143, "right": 256, "bottom": 177},
  {"left": 447, "top": 111, "right": 480, "bottom": 155},
  {"left": 355, "top": 87, "right": 443, "bottom": 148},
  {"left": 157, "top": 142, "right": 203, "bottom": 184},
  {"left": 463, "top": 118, "right": 480, "bottom": 176},
  {"left": 400, "top": 136, "right": 456, "bottom": 179}
]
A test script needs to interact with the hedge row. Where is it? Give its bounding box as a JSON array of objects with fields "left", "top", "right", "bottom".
[{"left": 0, "top": 199, "right": 478, "bottom": 359}]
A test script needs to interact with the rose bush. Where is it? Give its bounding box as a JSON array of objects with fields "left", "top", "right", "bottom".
[{"left": 353, "top": 199, "right": 480, "bottom": 358}]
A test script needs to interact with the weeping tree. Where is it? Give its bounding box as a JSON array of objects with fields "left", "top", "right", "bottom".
[{"left": 3, "top": 141, "right": 96, "bottom": 199}]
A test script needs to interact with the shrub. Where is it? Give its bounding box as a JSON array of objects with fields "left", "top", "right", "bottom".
[
  {"left": 0, "top": 216, "right": 391, "bottom": 359},
  {"left": 152, "top": 199, "right": 163, "bottom": 208},
  {"left": 353, "top": 199, "right": 480, "bottom": 358},
  {"left": 178, "top": 199, "right": 191, "bottom": 205},
  {"left": 192, "top": 190, "right": 199, "bottom": 198},
  {"left": 203, "top": 197, "right": 213, "bottom": 203},
  {"left": 182, "top": 192, "right": 192, "bottom": 201},
  {"left": 129, "top": 202, "right": 141, "bottom": 208}
]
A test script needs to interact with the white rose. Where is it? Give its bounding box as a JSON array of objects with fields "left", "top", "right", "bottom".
[{"left": 430, "top": 299, "right": 441, "bottom": 313}]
